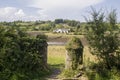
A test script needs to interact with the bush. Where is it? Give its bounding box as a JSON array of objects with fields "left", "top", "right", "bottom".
[
  {"left": 61, "top": 69, "right": 79, "bottom": 78},
  {"left": 85, "top": 8, "right": 120, "bottom": 69},
  {"left": 86, "top": 62, "right": 120, "bottom": 80},
  {"left": 0, "top": 27, "right": 49, "bottom": 80}
]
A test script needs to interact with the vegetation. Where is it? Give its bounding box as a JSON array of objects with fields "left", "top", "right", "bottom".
[
  {"left": 0, "top": 26, "right": 49, "bottom": 80},
  {"left": 0, "top": 8, "right": 120, "bottom": 79},
  {"left": 48, "top": 46, "right": 65, "bottom": 66},
  {"left": 85, "top": 8, "right": 120, "bottom": 79},
  {"left": 47, "top": 45, "right": 66, "bottom": 79},
  {"left": 0, "top": 19, "right": 81, "bottom": 32},
  {"left": 65, "top": 37, "right": 84, "bottom": 70}
]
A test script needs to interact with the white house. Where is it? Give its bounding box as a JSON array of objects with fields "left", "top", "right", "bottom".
[{"left": 53, "top": 29, "right": 70, "bottom": 33}]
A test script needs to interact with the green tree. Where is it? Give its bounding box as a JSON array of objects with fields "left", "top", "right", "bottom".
[
  {"left": 85, "top": 8, "right": 120, "bottom": 69},
  {"left": 64, "top": 19, "right": 80, "bottom": 27},
  {"left": 54, "top": 19, "right": 64, "bottom": 24}
]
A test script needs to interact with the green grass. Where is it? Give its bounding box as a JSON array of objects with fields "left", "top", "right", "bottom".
[
  {"left": 47, "top": 45, "right": 66, "bottom": 79},
  {"left": 48, "top": 45, "right": 66, "bottom": 68}
]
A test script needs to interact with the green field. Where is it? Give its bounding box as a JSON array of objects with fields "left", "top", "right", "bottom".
[{"left": 48, "top": 45, "right": 66, "bottom": 66}]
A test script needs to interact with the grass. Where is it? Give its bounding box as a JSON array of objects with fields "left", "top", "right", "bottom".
[
  {"left": 47, "top": 44, "right": 96, "bottom": 78},
  {"left": 45, "top": 32, "right": 84, "bottom": 38},
  {"left": 47, "top": 45, "right": 66, "bottom": 79},
  {"left": 48, "top": 45, "right": 66, "bottom": 67}
]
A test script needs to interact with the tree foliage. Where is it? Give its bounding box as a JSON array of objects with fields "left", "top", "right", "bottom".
[
  {"left": 64, "top": 19, "right": 80, "bottom": 27},
  {"left": 0, "top": 26, "right": 48, "bottom": 80},
  {"left": 85, "top": 8, "right": 120, "bottom": 69},
  {"left": 54, "top": 19, "right": 64, "bottom": 24}
]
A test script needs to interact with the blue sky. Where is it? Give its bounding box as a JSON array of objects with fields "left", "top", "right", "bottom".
[{"left": 0, "top": 0, "right": 120, "bottom": 22}]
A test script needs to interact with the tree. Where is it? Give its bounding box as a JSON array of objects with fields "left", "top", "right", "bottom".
[
  {"left": 54, "top": 19, "right": 64, "bottom": 24},
  {"left": 85, "top": 8, "right": 120, "bottom": 69},
  {"left": 64, "top": 19, "right": 80, "bottom": 27}
]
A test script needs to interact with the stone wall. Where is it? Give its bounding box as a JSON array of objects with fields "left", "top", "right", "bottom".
[{"left": 65, "top": 37, "right": 84, "bottom": 70}]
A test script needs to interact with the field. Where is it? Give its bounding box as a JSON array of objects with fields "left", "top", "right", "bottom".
[
  {"left": 46, "top": 33, "right": 96, "bottom": 64},
  {"left": 47, "top": 45, "right": 97, "bottom": 68},
  {"left": 48, "top": 45, "right": 66, "bottom": 66}
]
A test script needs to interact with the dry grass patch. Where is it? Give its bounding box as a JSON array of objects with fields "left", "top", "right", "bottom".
[{"left": 48, "top": 45, "right": 66, "bottom": 66}]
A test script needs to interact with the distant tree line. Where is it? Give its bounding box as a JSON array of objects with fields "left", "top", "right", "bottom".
[{"left": 0, "top": 19, "right": 81, "bottom": 32}]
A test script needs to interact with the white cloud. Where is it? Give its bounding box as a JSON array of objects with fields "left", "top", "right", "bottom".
[
  {"left": 0, "top": 7, "right": 44, "bottom": 21},
  {"left": 14, "top": 9, "right": 25, "bottom": 17},
  {"left": 0, "top": 7, "right": 25, "bottom": 21},
  {"left": 0, "top": 7, "right": 17, "bottom": 16}
]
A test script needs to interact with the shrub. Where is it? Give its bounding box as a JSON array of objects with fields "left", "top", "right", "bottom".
[{"left": 0, "top": 27, "right": 49, "bottom": 80}]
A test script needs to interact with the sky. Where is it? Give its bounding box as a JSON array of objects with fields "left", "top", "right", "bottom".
[{"left": 0, "top": 0, "right": 120, "bottom": 22}]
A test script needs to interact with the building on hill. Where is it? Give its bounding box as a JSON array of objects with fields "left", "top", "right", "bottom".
[{"left": 53, "top": 29, "right": 70, "bottom": 33}]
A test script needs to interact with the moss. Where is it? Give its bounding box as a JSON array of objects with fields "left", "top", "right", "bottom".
[
  {"left": 65, "top": 37, "right": 84, "bottom": 70},
  {"left": 66, "top": 37, "right": 83, "bottom": 50}
]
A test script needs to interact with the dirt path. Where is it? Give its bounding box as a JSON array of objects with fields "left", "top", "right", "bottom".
[{"left": 46, "top": 68, "right": 61, "bottom": 80}]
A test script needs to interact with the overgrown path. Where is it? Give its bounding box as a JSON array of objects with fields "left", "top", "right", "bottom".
[
  {"left": 46, "top": 67, "right": 61, "bottom": 80},
  {"left": 47, "top": 45, "right": 66, "bottom": 79}
]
